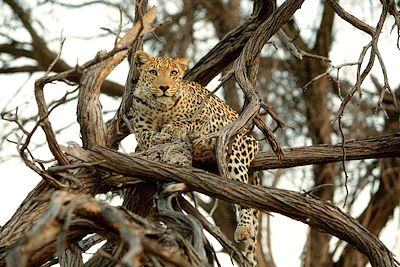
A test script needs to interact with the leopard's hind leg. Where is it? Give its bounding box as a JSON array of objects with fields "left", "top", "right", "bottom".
[{"left": 227, "top": 133, "right": 260, "bottom": 266}]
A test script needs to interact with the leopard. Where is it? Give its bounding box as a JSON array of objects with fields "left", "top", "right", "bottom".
[{"left": 131, "top": 50, "right": 260, "bottom": 266}]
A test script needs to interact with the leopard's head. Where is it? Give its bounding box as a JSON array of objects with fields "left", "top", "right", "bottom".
[{"left": 134, "top": 51, "right": 188, "bottom": 109}]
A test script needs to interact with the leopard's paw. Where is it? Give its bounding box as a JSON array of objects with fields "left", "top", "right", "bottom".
[
  {"left": 162, "top": 125, "right": 187, "bottom": 140},
  {"left": 234, "top": 224, "right": 255, "bottom": 242},
  {"left": 151, "top": 132, "right": 172, "bottom": 145}
]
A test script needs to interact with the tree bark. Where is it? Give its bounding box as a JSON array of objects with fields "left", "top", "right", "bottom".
[{"left": 59, "top": 143, "right": 397, "bottom": 267}]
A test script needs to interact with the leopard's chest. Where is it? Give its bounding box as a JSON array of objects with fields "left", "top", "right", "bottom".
[{"left": 132, "top": 96, "right": 199, "bottom": 127}]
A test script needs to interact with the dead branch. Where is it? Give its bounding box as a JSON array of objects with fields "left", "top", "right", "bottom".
[
  {"left": 33, "top": 45, "right": 70, "bottom": 166},
  {"left": 1, "top": 129, "right": 398, "bottom": 266},
  {"left": 252, "top": 133, "right": 400, "bottom": 170},
  {"left": 105, "top": 1, "right": 152, "bottom": 149},
  {"left": 6, "top": 191, "right": 208, "bottom": 267},
  {"left": 61, "top": 143, "right": 398, "bottom": 267},
  {"left": 334, "top": 2, "right": 395, "bottom": 122},
  {"left": 326, "top": 0, "right": 376, "bottom": 36}
]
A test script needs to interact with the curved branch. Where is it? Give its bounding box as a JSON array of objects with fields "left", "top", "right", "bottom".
[
  {"left": 77, "top": 7, "right": 157, "bottom": 149},
  {"left": 6, "top": 191, "right": 203, "bottom": 267},
  {"left": 64, "top": 143, "right": 398, "bottom": 267},
  {"left": 327, "top": 0, "right": 376, "bottom": 36},
  {"left": 217, "top": 0, "right": 305, "bottom": 176}
]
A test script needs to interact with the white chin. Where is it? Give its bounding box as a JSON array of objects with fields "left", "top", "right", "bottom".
[{"left": 157, "top": 96, "right": 173, "bottom": 105}]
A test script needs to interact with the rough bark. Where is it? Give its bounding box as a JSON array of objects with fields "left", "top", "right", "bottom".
[
  {"left": 251, "top": 134, "right": 400, "bottom": 170},
  {"left": 59, "top": 143, "right": 398, "bottom": 267}
]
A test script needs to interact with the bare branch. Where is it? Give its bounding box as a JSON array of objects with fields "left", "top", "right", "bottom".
[
  {"left": 326, "top": 0, "right": 376, "bottom": 36},
  {"left": 62, "top": 143, "right": 398, "bottom": 267}
]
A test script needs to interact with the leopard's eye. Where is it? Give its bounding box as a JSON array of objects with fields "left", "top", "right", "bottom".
[
  {"left": 149, "top": 69, "right": 158, "bottom": 76},
  {"left": 170, "top": 70, "right": 178, "bottom": 76}
]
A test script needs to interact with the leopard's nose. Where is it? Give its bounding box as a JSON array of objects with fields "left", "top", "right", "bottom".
[{"left": 159, "top": 85, "right": 169, "bottom": 92}]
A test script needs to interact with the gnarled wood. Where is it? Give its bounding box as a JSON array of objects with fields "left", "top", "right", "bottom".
[{"left": 61, "top": 143, "right": 397, "bottom": 267}]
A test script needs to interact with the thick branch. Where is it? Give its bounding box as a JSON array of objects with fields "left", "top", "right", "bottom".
[
  {"left": 217, "top": 0, "right": 305, "bottom": 176},
  {"left": 63, "top": 143, "right": 398, "bottom": 267},
  {"left": 252, "top": 133, "right": 400, "bottom": 170},
  {"left": 6, "top": 191, "right": 204, "bottom": 267}
]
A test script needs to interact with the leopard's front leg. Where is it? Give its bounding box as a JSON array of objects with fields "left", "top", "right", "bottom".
[
  {"left": 161, "top": 122, "right": 189, "bottom": 140},
  {"left": 136, "top": 122, "right": 190, "bottom": 150},
  {"left": 135, "top": 130, "right": 172, "bottom": 149}
]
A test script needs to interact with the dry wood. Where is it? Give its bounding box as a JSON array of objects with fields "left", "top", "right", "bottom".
[
  {"left": 2, "top": 129, "right": 399, "bottom": 266},
  {"left": 326, "top": 0, "right": 375, "bottom": 36},
  {"left": 61, "top": 143, "right": 398, "bottom": 267},
  {"left": 252, "top": 133, "right": 400, "bottom": 170},
  {"left": 6, "top": 191, "right": 207, "bottom": 267},
  {"left": 216, "top": 0, "right": 305, "bottom": 178}
]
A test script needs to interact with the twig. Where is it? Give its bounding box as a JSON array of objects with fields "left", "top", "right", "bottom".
[
  {"left": 45, "top": 32, "right": 65, "bottom": 76},
  {"left": 209, "top": 199, "right": 218, "bottom": 217},
  {"left": 278, "top": 29, "right": 331, "bottom": 62},
  {"left": 333, "top": 3, "right": 393, "bottom": 123},
  {"left": 303, "top": 62, "right": 359, "bottom": 89},
  {"left": 302, "top": 184, "right": 335, "bottom": 196},
  {"left": 1, "top": 107, "right": 30, "bottom": 136},
  {"left": 387, "top": 0, "right": 400, "bottom": 49}
]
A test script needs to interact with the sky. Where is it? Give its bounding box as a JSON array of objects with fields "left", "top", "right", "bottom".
[{"left": 1, "top": 1, "right": 400, "bottom": 266}]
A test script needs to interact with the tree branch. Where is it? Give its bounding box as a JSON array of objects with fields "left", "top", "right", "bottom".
[
  {"left": 62, "top": 142, "right": 398, "bottom": 267},
  {"left": 326, "top": 0, "right": 376, "bottom": 36},
  {"left": 252, "top": 133, "right": 400, "bottom": 170}
]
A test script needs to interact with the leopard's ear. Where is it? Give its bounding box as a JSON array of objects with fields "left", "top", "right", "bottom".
[
  {"left": 134, "top": 51, "right": 151, "bottom": 67},
  {"left": 175, "top": 57, "right": 189, "bottom": 72}
]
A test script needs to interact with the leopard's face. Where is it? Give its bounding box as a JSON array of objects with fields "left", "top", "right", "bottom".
[{"left": 134, "top": 51, "right": 188, "bottom": 110}]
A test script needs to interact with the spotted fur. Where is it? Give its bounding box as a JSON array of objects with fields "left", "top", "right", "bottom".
[{"left": 131, "top": 51, "right": 260, "bottom": 266}]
